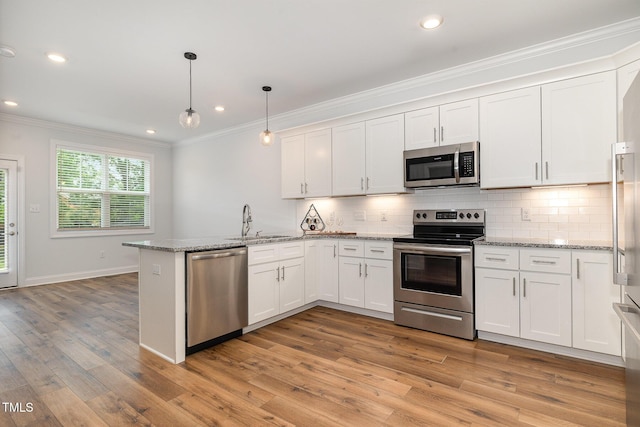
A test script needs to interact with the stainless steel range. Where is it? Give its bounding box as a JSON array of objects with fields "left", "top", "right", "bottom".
[{"left": 393, "top": 209, "right": 485, "bottom": 340}]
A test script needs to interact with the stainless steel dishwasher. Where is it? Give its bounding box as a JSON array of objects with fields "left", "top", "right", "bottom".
[{"left": 186, "top": 247, "right": 248, "bottom": 355}]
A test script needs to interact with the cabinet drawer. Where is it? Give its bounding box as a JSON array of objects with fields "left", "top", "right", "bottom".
[
  {"left": 474, "top": 246, "right": 519, "bottom": 270},
  {"left": 339, "top": 240, "right": 364, "bottom": 257},
  {"left": 278, "top": 241, "right": 305, "bottom": 260},
  {"left": 364, "top": 241, "right": 393, "bottom": 260},
  {"left": 248, "top": 244, "right": 280, "bottom": 265},
  {"left": 520, "top": 249, "right": 571, "bottom": 274}
]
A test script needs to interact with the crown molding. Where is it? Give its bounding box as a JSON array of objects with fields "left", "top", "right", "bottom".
[
  {"left": 176, "top": 17, "right": 640, "bottom": 147},
  {"left": 0, "top": 113, "right": 172, "bottom": 149}
]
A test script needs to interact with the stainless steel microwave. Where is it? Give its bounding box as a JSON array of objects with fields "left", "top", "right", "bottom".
[{"left": 404, "top": 141, "right": 479, "bottom": 188}]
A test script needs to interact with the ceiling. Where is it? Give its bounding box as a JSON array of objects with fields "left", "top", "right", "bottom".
[{"left": 2, "top": 0, "right": 640, "bottom": 144}]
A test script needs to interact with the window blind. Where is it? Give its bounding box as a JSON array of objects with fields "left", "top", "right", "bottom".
[{"left": 56, "top": 147, "right": 150, "bottom": 231}]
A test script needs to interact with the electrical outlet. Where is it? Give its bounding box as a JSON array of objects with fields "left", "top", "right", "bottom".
[
  {"left": 29, "top": 204, "right": 40, "bottom": 213},
  {"left": 329, "top": 211, "right": 335, "bottom": 222},
  {"left": 521, "top": 208, "right": 531, "bottom": 221},
  {"left": 99, "top": 250, "right": 105, "bottom": 258},
  {"left": 354, "top": 210, "right": 366, "bottom": 221},
  {"left": 152, "top": 264, "right": 161, "bottom": 275},
  {"left": 380, "top": 211, "right": 388, "bottom": 222}
]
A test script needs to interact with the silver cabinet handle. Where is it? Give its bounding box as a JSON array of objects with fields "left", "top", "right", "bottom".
[
  {"left": 576, "top": 259, "right": 580, "bottom": 279},
  {"left": 281, "top": 265, "right": 285, "bottom": 281},
  {"left": 545, "top": 161, "right": 549, "bottom": 180},
  {"left": 441, "top": 126, "right": 444, "bottom": 142},
  {"left": 300, "top": 183, "right": 304, "bottom": 194},
  {"left": 305, "top": 183, "right": 308, "bottom": 194},
  {"left": 364, "top": 263, "right": 368, "bottom": 277},
  {"left": 532, "top": 259, "right": 556, "bottom": 265},
  {"left": 366, "top": 177, "right": 370, "bottom": 190},
  {"left": 513, "top": 277, "right": 516, "bottom": 296},
  {"left": 333, "top": 244, "right": 336, "bottom": 258},
  {"left": 276, "top": 266, "right": 280, "bottom": 282},
  {"left": 523, "top": 278, "right": 527, "bottom": 298},
  {"left": 535, "top": 162, "right": 539, "bottom": 181},
  {"left": 344, "top": 247, "right": 357, "bottom": 251},
  {"left": 359, "top": 263, "right": 362, "bottom": 277},
  {"left": 361, "top": 177, "right": 364, "bottom": 190},
  {"left": 433, "top": 127, "right": 437, "bottom": 143},
  {"left": 370, "top": 249, "right": 385, "bottom": 253},
  {"left": 486, "top": 257, "right": 506, "bottom": 262}
]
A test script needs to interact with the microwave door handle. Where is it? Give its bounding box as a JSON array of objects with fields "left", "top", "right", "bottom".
[{"left": 454, "top": 147, "right": 460, "bottom": 183}]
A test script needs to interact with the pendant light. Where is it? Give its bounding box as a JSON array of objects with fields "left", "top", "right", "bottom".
[
  {"left": 178, "top": 52, "right": 200, "bottom": 129},
  {"left": 259, "top": 86, "right": 274, "bottom": 146}
]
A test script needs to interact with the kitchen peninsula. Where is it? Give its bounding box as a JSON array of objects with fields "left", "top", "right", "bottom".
[{"left": 123, "top": 233, "right": 399, "bottom": 364}]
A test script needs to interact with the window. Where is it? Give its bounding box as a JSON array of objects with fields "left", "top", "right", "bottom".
[{"left": 54, "top": 143, "right": 151, "bottom": 234}]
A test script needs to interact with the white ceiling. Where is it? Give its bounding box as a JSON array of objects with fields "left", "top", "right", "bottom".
[{"left": 2, "top": 0, "right": 640, "bottom": 144}]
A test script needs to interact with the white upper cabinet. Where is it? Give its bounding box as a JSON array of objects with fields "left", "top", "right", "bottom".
[
  {"left": 541, "top": 71, "right": 616, "bottom": 186},
  {"left": 617, "top": 59, "right": 640, "bottom": 141},
  {"left": 479, "top": 87, "right": 542, "bottom": 189},
  {"left": 281, "top": 129, "right": 332, "bottom": 199},
  {"left": 333, "top": 115, "right": 405, "bottom": 196},
  {"left": 365, "top": 114, "right": 405, "bottom": 194},
  {"left": 405, "top": 99, "right": 479, "bottom": 150},
  {"left": 332, "top": 122, "right": 367, "bottom": 196}
]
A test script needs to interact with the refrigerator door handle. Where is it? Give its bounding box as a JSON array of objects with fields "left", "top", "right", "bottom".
[
  {"left": 612, "top": 142, "right": 629, "bottom": 286},
  {"left": 613, "top": 303, "right": 640, "bottom": 344}
]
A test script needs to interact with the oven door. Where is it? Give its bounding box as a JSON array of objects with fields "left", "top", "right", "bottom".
[{"left": 393, "top": 243, "right": 473, "bottom": 313}]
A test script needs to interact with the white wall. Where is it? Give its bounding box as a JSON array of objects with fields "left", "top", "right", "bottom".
[
  {"left": 0, "top": 116, "right": 173, "bottom": 286},
  {"left": 296, "top": 184, "right": 612, "bottom": 242},
  {"left": 172, "top": 126, "right": 296, "bottom": 238}
]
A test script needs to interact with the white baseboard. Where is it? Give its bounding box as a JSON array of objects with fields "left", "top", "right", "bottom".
[
  {"left": 21, "top": 265, "right": 138, "bottom": 288},
  {"left": 478, "top": 331, "right": 624, "bottom": 367}
]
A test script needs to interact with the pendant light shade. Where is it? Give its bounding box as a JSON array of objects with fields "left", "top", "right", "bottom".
[
  {"left": 260, "top": 86, "right": 274, "bottom": 146},
  {"left": 179, "top": 52, "right": 200, "bottom": 129}
]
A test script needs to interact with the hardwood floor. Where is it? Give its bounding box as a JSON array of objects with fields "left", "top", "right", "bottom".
[{"left": 0, "top": 273, "right": 626, "bottom": 426}]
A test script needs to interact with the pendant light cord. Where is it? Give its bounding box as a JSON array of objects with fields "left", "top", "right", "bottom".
[
  {"left": 189, "top": 59, "right": 193, "bottom": 110},
  {"left": 265, "top": 90, "right": 269, "bottom": 130}
]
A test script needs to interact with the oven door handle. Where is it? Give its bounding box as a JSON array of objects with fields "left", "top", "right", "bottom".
[{"left": 393, "top": 244, "right": 471, "bottom": 255}]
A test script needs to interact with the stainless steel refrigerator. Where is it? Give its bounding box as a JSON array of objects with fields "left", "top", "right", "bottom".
[{"left": 613, "top": 71, "right": 640, "bottom": 427}]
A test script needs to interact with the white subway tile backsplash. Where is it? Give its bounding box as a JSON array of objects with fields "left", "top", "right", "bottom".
[{"left": 296, "top": 184, "right": 611, "bottom": 242}]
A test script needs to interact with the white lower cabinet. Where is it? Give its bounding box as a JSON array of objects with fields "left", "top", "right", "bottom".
[
  {"left": 572, "top": 250, "right": 621, "bottom": 356},
  {"left": 475, "top": 267, "right": 520, "bottom": 337},
  {"left": 304, "top": 240, "right": 339, "bottom": 303},
  {"left": 248, "top": 242, "right": 305, "bottom": 325},
  {"left": 338, "top": 240, "right": 393, "bottom": 313}
]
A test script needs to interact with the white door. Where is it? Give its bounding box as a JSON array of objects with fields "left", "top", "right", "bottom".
[
  {"left": 520, "top": 272, "right": 572, "bottom": 346},
  {"left": 280, "top": 134, "right": 305, "bottom": 198},
  {"left": 572, "top": 251, "right": 622, "bottom": 356},
  {"left": 439, "top": 99, "right": 479, "bottom": 146},
  {"left": 364, "top": 259, "right": 393, "bottom": 313},
  {"left": 332, "top": 122, "right": 366, "bottom": 196},
  {"left": 405, "top": 107, "right": 439, "bottom": 150},
  {"left": 365, "top": 114, "right": 405, "bottom": 194},
  {"left": 248, "top": 262, "right": 280, "bottom": 324},
  {"left": 0, "top": 159, "right": 18, "bottom": 288},
  {"left": 479, "top": 87, "right": 542, "bottom": 188},
  {"left": 318, "top": 241, "right": 339, "bottom": 303},
  {"left": 279, "top": 257, "right": 305, "bottom": 313},
  {"left": 339, "top": 257, "right": 365, "bottom": 307},
  {"left": 475, "top": 268, "right": 520, "bottom": 337},
  {"left": 304, "top": 129, "right": 332, "bottom": 198}
]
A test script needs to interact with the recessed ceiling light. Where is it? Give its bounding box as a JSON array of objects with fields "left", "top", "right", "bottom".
[
  {"left": 420, "top": 14, "right": 443, "bottom": 30},
  {"left": 146, "top": 129, "right": 156, "bottom": 135},
  {"left": 3, "top": 100, "right": 18, "bottom": 107},
  {"left": 0, "top": 45, "right": 16, "bottom": 58},
  {"left": 214, "top": 105, "right": 225, "bottom": 112},
  {"left": 46, "top": 52, "right": 67, "bottom": 63}
]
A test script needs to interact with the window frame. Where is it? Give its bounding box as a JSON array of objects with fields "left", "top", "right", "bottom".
[{"left": 50, "top": 140, "right": 154, "bottom": 238}]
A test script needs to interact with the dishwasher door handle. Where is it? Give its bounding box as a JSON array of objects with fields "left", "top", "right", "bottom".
[{"left": 191, "top": 248, "right": 247, "bottom": 261}]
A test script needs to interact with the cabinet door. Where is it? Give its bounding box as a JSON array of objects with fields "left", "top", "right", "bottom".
[
  {"left": 318, "top": 241, "right": 339, "bottom": 303},
  {"left": 304, "top": 241, "right": 319, "bottom": 304},
  {"left": 281, "top": 134, "right": 306, "bottom": 198},
  {"left": 405, "top": 107, "right": 439, "bottom": 150},
  {"left": 542, "top": 71, "right": 616, "bottom": 185},
  {"left": 248, "top": 262, "right": 280, "bottom": 325},
  {"left": 479, "top": 87, "right": 542, "bottom": 188},
  {"left": 439, "top": 99, "right": 479, "bottom": 146},
  {"left": 304, "top": 129, "right": 332, "bottom": 197},
  {"left": 364, "top": 259, "right": 393, "bottom": 313},
  {"left": 279, "top": 257, "right": 305, "bottom": 313},
  {"left": 572, "top": 251, "right": 621, "bottom": 356},
  {"left": 475, "top": 268, "right": 520, "bottom": 337},
  {"left": 520, "top": 272, "right": 572, "bottom": 346},
  {"left": 332, "top": 123, "right": 366, "bottom": 196},
  {"left": 365, "top": 114, "right": 405, "bottom": 194},
  {"left": 339, "top": 257, "right": 365, "bottom": 308}
]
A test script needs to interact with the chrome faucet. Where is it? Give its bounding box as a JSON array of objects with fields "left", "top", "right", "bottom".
[{"left": 242, "top": 204, "right": 252, "bottom": 238}]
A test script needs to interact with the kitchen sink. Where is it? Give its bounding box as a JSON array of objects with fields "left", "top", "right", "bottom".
[{"left": 226, "top": 235, "right": 291, "bottom": 241}]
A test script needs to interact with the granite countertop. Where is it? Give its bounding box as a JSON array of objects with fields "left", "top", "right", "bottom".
[
  {"left": 122, "top": 232, "right": 404, "bottom": 252},
  {"left": 474, "top": 236, "right": 613, "bottom": 251}
]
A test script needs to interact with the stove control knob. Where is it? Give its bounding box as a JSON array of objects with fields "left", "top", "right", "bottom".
[
  {"left": 466, "top": 213, "right": 472, "bottom": 219},
  {"left": 422, "top": 213, "right": 427, "bottom": 219},
  {"left": 474, "top": 212, "right": 480, "bottom": 219},
  {"left": 416, "top": 213, "right": 421, "bottom": 219},
  {"left": 459, "top": 213, "right": 464, "bottom": 219}
]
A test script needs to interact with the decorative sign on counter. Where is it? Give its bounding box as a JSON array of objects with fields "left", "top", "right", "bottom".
[{"left": 300, "top": 204, "right": 326, "bottom": 233}]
